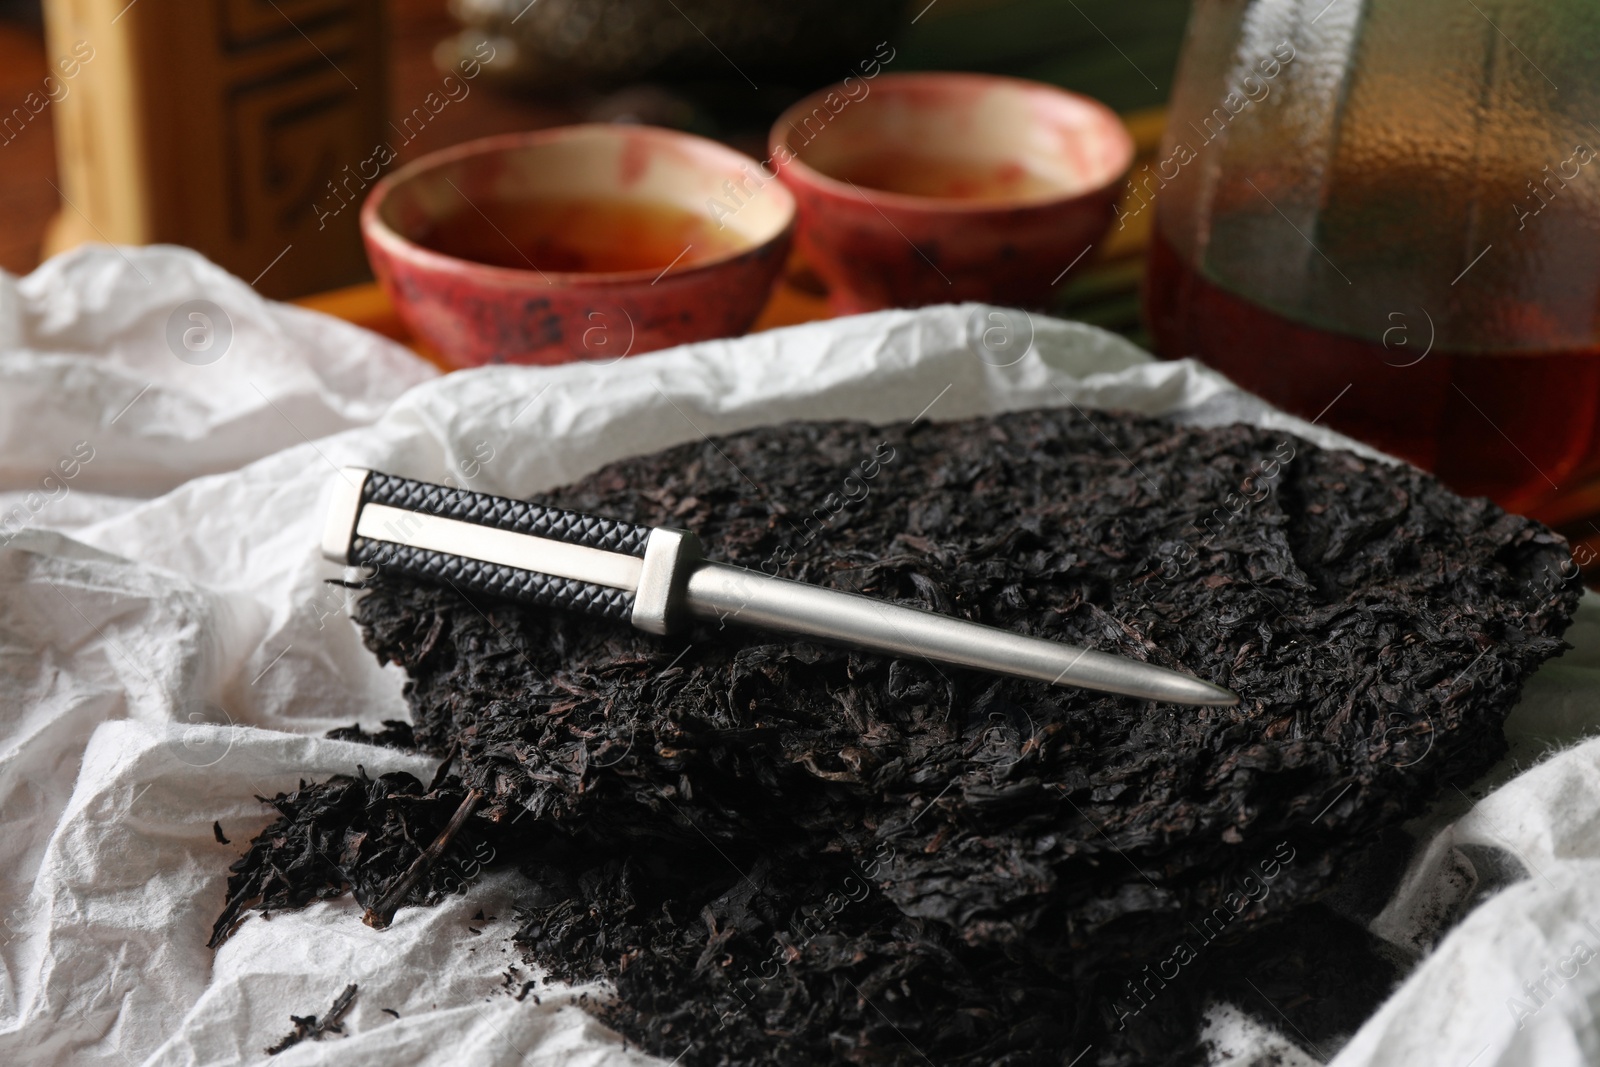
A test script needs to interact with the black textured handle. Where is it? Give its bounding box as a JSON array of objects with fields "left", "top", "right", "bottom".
[
  {"left": 362, "top": 471, "right": 652, "bottom": 554},
  {"left": 348, "top": 472, "right": 651, "bottom": 622},
  {"left": 348, "top": 538, "right": 636, "bottom": 620}
]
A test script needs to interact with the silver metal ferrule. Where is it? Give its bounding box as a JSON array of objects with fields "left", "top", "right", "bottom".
[
  {"left": 321, "top": 467, "right": 371, "bottom": 565},
  {"left": 630, "top": 528, "right": 703, "bottom": 634}
]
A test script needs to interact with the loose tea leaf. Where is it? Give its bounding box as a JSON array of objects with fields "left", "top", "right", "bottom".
[
  {"left": 326, "top": 719, "right": 417, "bottom": 750},
  {"left": 220, "top": 408, "right": 1581, "bottom": 1065},
  {"left": 209, "top": 768, "right": 513, "bottom": 948},
  {"left": 264, "top": 983, "right": 358, "bottom": 1055}
]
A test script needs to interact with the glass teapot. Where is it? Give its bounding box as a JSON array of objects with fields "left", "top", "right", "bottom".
[{"left": 1144, "top": 0, "right": 1600, "bottom": 522}]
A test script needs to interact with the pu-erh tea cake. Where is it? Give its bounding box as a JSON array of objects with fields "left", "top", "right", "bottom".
[{"left": 215, "top": 408, "right": 1581, "bottom": 1065}]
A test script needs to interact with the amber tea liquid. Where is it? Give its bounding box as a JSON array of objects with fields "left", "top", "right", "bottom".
[
  {"left": 416, "top": 197, "right": 744, "bottom": 274},
  {"left": 1144, "top": 230, "right": 1600, "bottom": 520},
  {"left": 823, "top": 153, "right": 1069, "bottom": 201}
]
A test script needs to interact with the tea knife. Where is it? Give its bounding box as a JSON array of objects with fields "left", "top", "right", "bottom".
[{"left": 322, "top": 467, "right": 1239, "bottom": 707}]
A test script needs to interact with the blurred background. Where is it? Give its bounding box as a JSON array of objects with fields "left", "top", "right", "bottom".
[
  {"left": 9, "top": 0, "right": 1600, "bottom": 568},
  {"left": 0, "top": 0, "right": 1183, "bottom": 336}
]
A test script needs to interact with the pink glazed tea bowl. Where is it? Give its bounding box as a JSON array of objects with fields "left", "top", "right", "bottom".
[
  {"left": 362, "top": 125, "right": 795, "bottom": 367},
  {"left": 770, "top": 73, "right": 1133, "bottom": 313}
]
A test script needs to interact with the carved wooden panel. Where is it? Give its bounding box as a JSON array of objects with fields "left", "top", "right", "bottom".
[{"left": 43, "top": 0, "right": 385, "bottom": 298}]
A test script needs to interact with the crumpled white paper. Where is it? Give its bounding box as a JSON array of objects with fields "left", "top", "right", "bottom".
[{"left": 1, "top": 244, "right": 1598, "bottom": 1066}]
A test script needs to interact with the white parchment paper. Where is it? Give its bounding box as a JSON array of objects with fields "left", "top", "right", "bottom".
[{"left": 1, "top": 245, "right": 1597, "bottom": 1067}]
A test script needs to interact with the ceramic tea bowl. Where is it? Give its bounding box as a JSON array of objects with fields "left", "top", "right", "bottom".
[
  {"left": 363, "top": 125, "right": 795, "bottom": 367},
  {"left": 769, "top": 73, "right": 1133, "bottom": 313}
]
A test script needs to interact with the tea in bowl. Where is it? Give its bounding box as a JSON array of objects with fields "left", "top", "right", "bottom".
[
  {"left": 362, "top": 125, "right": 795, "bottom": 367},
  {"left": 769, "top": 73, "right": 1133, "bottom": 312}
]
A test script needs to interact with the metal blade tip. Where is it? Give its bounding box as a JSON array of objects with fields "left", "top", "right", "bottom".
[{"left": 1167, "top": 675, "right": 1240, "bottom": 707}]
